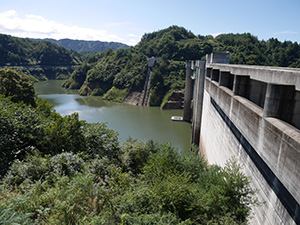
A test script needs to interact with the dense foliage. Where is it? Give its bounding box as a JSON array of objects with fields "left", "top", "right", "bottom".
[
  {"left": 34, "top": 38, "right": 130, "bottom": 53},
  {"left": 0, "top": 68, "right": 36, "bottom": 106},
  {"left": 212, "top": 33, "right": 300, "bottom": 67},
  {"left": 63, "top": 48, "right": 148, "bottom": 96},
  {"left": 64, "top": 26, "right": 300, "bottom": 106},
  {"left": 0, "top": 33, "right": 82, "bottom": 66},
  {"left": 0, "top": 33, "right": 83, "bottom": 80},
  {"left": 0, "top": 68, "right": 259, "bottom": 224}
]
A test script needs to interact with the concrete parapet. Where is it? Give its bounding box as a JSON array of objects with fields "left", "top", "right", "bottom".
[
  {"left": 211, "top": 69, "right": 220, "bottom": 82},
  {"left": 207, "top": 63, "right": 300, "bottom": 129},
  {"left": 220, "top": 71, "right": 234, "bottom": 90},
  {"left": 264, "top": 84, "right": 295, "bottom": 121},
  {"left": 233, "top": 75, "right": 250, "bottom": 96},
  {"left": 206, "top": 64, "right": 300, "bottom": 91}
]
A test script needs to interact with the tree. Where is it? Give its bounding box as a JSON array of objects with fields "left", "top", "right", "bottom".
[{"left": 0, "top": 68, "right": 36, "bottom": 106}]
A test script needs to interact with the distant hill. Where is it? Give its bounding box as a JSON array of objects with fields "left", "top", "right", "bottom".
[
  {"left": 0, "top": 33, "right": 83, "bottom": 80},
  {"left": 0, "top": 33, "right": 82, "bottom": 66},
  {"left": 33, "top": 38, "right": 131, "bottom": 53}
]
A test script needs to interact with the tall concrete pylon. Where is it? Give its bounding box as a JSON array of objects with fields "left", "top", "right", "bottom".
[{"left": 183, "top": 60, "right": 194, "bottom": 122}]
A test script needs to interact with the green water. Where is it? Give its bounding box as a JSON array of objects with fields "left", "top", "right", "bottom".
[{"left": 35, "top": 80, "right": 192, "bottom": 151}]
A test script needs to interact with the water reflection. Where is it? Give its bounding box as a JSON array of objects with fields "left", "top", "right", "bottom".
[{"left": 75, "top": 96, "right": 117, "bottom": 108}]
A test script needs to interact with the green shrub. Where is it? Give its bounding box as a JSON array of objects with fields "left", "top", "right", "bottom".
[
  {"left": 103, "top": 86, "right": 129, "bottom": 102},
  {"left": 160, "top": 89, "right": 174, "bottom": 109},
  {"left": 0, "top": 206, "right": 33, "bottom": 225},
  {"left": 0, "top": 68, "right": 36, "bottom": 106},
  {"left": 43, "top": 113, "right": 85, "bottom": 154},
  {"left": 180, "top": 146, "right": 208, "bottom": 182},
  {"left": 83, "top": 122, "right": 120, "bottom": 160},
  {"left": 121, "top": 138, "right": 155, "bottom": 175},
  {"left": 49, "top": 152, "right": 85, "bottom": 177},
  {"left": 4, "top": 152, "right": 84, "bottom": 186},
  {"left": 91, "top": 88, "right": 103, "bottom": 96},
  {"left": 88, "top": 156, "right": 120, "bottom": 182},
  {"left": 142, "top": 142, "right": 182, "bottom": 182},
  {"left": 114, "top": 184, "right": 158, "bottom": 216},
  {"left": 68, "top": 80, "right": 81, "bottom": 89},
  {"left": 4, "top": 151, "right": 49, "bottom": 185},
  {"left": 120, "top": 212, "right": 192, "bottom": 225},
  {"left": 0, "top": 98, "right": 47, "bottom": 175},
  {"left": 78, "top": 85, "right": 91, "bottom": 96}
]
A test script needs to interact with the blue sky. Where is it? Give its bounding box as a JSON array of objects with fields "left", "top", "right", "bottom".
[{"left": 0, "top": 0, "right": 299, "bottom": 45}]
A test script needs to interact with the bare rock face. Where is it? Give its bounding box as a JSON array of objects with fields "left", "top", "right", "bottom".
[
  {"left": 161, "top": 90, "right": 184, "bottom": 110},
  {"left": 122, "top": 92, "right": 143, "bottom": 105},
  {"left": 123, "top": 89, "right": 184, "bottom": 109}
]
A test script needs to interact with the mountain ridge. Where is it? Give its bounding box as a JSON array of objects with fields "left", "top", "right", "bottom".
[
  {"left": 0, "top": 33, "right": 83, "bottom": 80},
  {"left": 32, "top": 38, "right": 131, "bottom": 53}
]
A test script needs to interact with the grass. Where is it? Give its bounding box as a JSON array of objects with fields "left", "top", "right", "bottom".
[
  {"left": 103, "top": 86, "right": 130, "bottom": 103},
  {"left": 160, "top": 89, "right": 174, "bottom": 109}
]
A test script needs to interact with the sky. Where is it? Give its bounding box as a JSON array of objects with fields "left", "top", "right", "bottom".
[{"left": 0, "top": 0, "right": 299, "bottom": 46}]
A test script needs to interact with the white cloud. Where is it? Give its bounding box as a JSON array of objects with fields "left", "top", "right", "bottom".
[
  {"left": 125, "top": 34, "right": 141, "bottom": 45},
  {"left": 127, "top": 33, "right": 139, "bottom": 37},
  {"left": 0, "top": 10, "right": 133, "bottom": 44},
  {"left": 274, "top": 31, "right": 298, "bottom": 35},
  {"left": 211, "top": 32, "right": 223, "bottom": 38},
  {"left": 127, "top": 39, "right": 138, "bottom": 46}
]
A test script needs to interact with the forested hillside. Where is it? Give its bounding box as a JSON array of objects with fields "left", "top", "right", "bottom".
[
  {"left": 0, "top": 68, "right": 259, "bottom": 224},
  {"left": 63, "top": 26, "right": 300, "bottom": 107},
  {"left": 0, "top": 33, "right": 83, "bottom": 80},
  {"left": 212, "top": 33, "right": 300, "bottom": 67},
  {"left": 0, "top": 33, "right": 82, "bottom": 66},
  {"left": 34, "top": 38, "right": 131, "bottom": 53},
  {"left": 63, "top": 26, "right": 212, "bottom": 106}
]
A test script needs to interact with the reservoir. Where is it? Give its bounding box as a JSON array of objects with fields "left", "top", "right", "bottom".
[{"left": 35, "top": 80, "right": 192, "bottom": 151}]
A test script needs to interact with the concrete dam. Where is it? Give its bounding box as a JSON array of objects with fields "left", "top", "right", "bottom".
[{"left": 184, "top": 53, "right": 300, "bottom": 225}]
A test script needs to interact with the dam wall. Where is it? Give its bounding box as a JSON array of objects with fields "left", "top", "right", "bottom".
[{"left": 185, "top": 53, "right": 300, "bottom": 224}]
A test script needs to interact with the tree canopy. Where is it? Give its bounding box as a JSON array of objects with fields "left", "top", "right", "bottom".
[{"left": 0, "top": 68, "right": 36, "bottom": 106}]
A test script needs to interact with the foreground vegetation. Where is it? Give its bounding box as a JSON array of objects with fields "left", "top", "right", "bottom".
[{"left": 0, "top": 68, "right": 259, "bottom": 224}]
